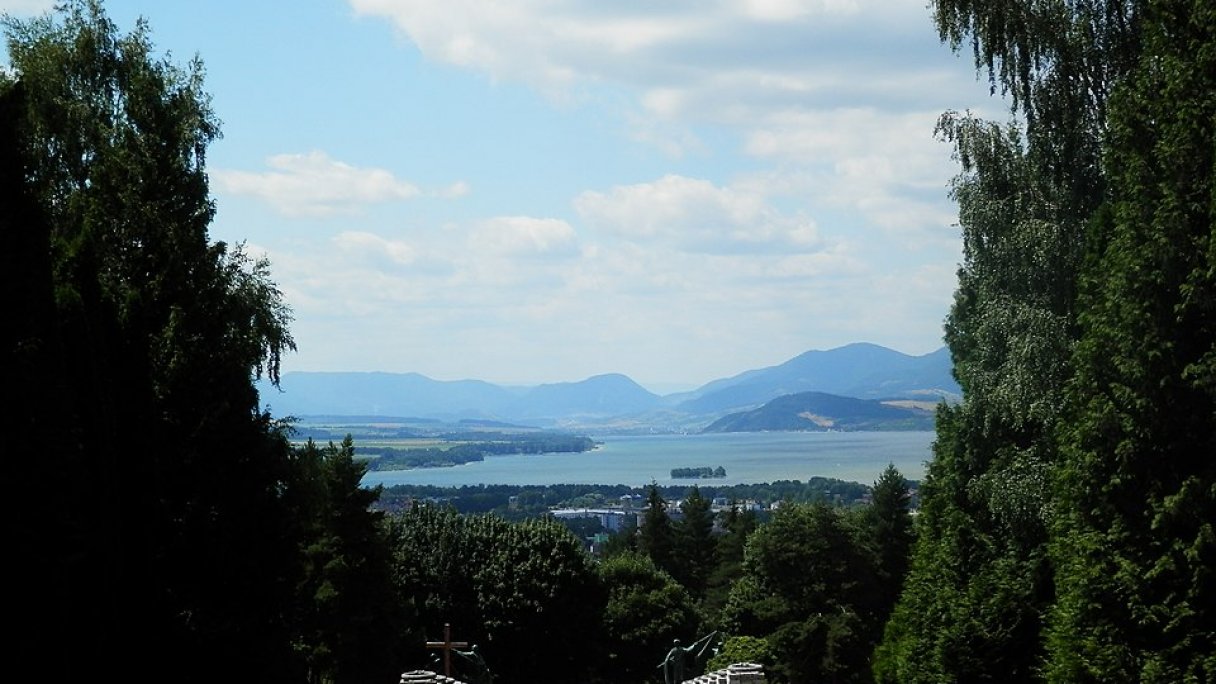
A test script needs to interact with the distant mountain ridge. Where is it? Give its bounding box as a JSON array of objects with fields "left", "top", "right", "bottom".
[
  {"left": 515, "top": 373, "right": 663, "bottom": 420},
  {"left": 672, "top": 342, "right": 956, "bottom": 415},
  {"left": 257, "top": 342, "right": 959, "bottom": 431},
  {"left": 257, "top": 371, "right": 520, "bottom": 418}
]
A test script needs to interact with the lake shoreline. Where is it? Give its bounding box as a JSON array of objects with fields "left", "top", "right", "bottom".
[{"left": 361, "top": 430, "right": 934, "bottom": 489}]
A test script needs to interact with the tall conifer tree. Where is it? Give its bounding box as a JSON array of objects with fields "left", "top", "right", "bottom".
[
  {"left": 1046, "top": 3, "right": 1216, "bottom": 680},
  {"left": 876, "top": 1, "right": 1141, "bottom": 681},
  {"left": 866, "top": 464, "right": 914, "bottom": 619},
  {"left": 639, "top": 482, "right": 678, "bottom": 577},
  {"left": 674, "top": 486, "right": 717, "bottom": 598}
]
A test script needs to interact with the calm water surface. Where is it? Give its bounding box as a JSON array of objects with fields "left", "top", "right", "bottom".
[{"left": 361, "top": 431, "right": 935, "bottom": 488}]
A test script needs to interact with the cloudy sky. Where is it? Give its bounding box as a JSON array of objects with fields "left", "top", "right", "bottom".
[{"left": 4, "top": 0, "right": 1003, "bottom": 392}]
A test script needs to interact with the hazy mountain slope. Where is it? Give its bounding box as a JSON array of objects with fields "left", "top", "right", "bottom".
[
  {"left": 257, "top": 372, "right": 518, "bottom": 419},
  {"left": 515, "top": 373, "right": 662, "bottom": 419},
  {"left": 255, "top": 342, "right": 957, "bottom": 427},
  {"left": 701, "top": 391, "right": 936, "bottom": 432},
  {"left": 678, "top": 343, "right": 958, "bottom": 415}
]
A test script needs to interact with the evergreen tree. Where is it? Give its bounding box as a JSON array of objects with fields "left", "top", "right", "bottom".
[
  {"left": 878, "top": 2, "right": 1216, "bottom": 683},
  {"left": 705, "top": 635, "right": 773, "bottom": 674},
  {"left": 864, "top": 464, "right": 913, "bottom": 619},
  {"left": 1046, "top": 3, "right": 1216, "bottom": 680},
  {"left": 875, "top": 1, "right": 1141, "bottom": 679},
  {"left": 875, "top": 109, "right": 1078, "bottom": 684},
  {"left": 673, "top": 485, "right": 717, "bottom": 598},
  {"left": 291, "top": 436, "right": 413, "bottom": 684},
  {"left": 706, "top": 501, "right": 759, "bottom": 621},
  {"left": 639, "top": 482, "right": 678, "bottom": 577}
]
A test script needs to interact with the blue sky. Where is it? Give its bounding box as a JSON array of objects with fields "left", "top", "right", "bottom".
[{"left": 3, "top": 0, "right": 1002, "bottom": 392}]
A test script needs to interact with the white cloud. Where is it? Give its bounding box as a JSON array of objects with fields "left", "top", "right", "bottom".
[
  {"left": 468, "top": 216, "right": 578, "bottom": 256},
  {"left": 333, "top": 231, "right": 418, "bottom": 266},
  {"left": 739, "top": 0, "right": 859, "bottom": 22},
  {"left": 738, "top": 107, "right": 969, "bottom": 245},
  {"left": 624, "top": 109, "right": 707, "bottom": 159},
  {"left": 0, "top": 0, "right": 54, "bottom": 16},
  {"left": 349, "top": 0, "right": 969, "bottom": 111},
  {"left": 213, "top": 150, "right": 423, "bottom": 216},
  {"left": 5, "top": 0, "right": 979, "bottom": 387},
  {"left": 258, "top": 210, "right": 942, "bottom": 384},
  {"left": 434, "top": 180, "right": 472, "bottom": 199},
  {"left": 349, "top": 0, "right": 991, "bottom": 252},
  {"left": 574, "top": 174, "right": 821, "bottom": 253},
  {"left": 744, "top": 108, "right": 947, "bottom": 171},
  {"left": 253, "top": 0, "right": 995, "bottom": 382}
]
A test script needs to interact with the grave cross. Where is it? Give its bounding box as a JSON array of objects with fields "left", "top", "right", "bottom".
[{"left": 425, "top": 623, "right": 470, "bottom": 678}]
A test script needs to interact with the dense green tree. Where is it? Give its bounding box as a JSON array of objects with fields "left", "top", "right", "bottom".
[
  {"left": 768, "top": 610, "right": 870, "bottom": 684},
  {"left": 639, "top": 482, "right": 678, "bottom": 576},
  {"left": 596, "top": 552, "right": 702, "bottom": 684},
  {"left": 557, "top": 514, "right": 606, "bottom": 540},
  {"left": 2, "top": 2, "right": 301, "bottom": 680},
  {"left": 705, "top": 635, "right": 773, "bottom": 674},
  {"left": 875, "top": 0, "right": 1143, "bottom": 680},
  {"left": 1046, "top": 3, "right": 1216, "bottom": 681},
  {"left": 2, "top": 54, "right": 73, "bottom": 684},
  {"left": 290, "top": 436, "right": 413, "bottom": 684},
  {"left": 879, "top": 2, "right": 1216, "bottom": 683},
  {"left": 673, "top": 486, "right": 717, "bottom": 598},
  {"left": 722, "top": 503, "right": 879, "bottom": 683},
  {"left": 889, "top": 111, "right": 1079, "bottom": 680},
  {"left": 387, "top": 505, "right": 605, "bottom": 684},
  {"left": 862, "top": 464, "right": 914, "bottom": 621},
  {"left": 706, "top": 501, "right": 759, "bottom": 620}
]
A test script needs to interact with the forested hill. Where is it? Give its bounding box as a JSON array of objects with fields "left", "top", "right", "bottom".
[{"left": 701, "top": 391, "right": 936, "bottom": 432}]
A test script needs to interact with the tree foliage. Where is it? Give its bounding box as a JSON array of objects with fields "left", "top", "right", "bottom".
[
  {"left": 873, "top": 113, "right": 1071, "bottom": 672},
  {"left": 597, "top": 552, "right": 702, "bottom": 684},
  {"left": 3, "top": 2, "right": 302, "bottom": 680},
  {"left": 673, "top": 485, "right": 717, "bottom": 598},
  {"left": 1046, "top": 3, "right": 1216, "bottom": 680},
  {"left": 705, "top": 635, "right": 773, "bottom": 674},
  {"left": 722, "top": 502, "right": 880, "bottom": 683},
  {"left": 881, "top": 1, "right": 1215, "bottom": 682},
  {"left": 639, "top": 482, "right": 678, "bottom": 576},
  {"left": 865, "top": 464, "right": 914, "bottom": 619},
  {"left": 8, "top": 2, "right": 1211, "bottom": 683},
  {"left": 289, "top": 436, "right": 413, "bottom": 684},
  {"left": 387, "top": 505, "right": 605, "bottom": 684},
  {"left": 705, "top": 501, "right": 760, "bottom": 621}
]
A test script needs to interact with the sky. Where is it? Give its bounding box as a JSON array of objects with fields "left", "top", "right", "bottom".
[{"left": 2, "top": 0, "right": 1004, "bottom": 393}]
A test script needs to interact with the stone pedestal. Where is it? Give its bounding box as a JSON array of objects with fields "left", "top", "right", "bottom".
[
  {"left": 679, "top": 661, "right": 767, "bottom": 684},
  {"left": 399, "top": 670, "right": 464, "bottom": 684}
]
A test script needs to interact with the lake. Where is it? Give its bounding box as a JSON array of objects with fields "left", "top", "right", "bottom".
[{"left": 361, "top": 431, "right": 936, "bottom": 488}]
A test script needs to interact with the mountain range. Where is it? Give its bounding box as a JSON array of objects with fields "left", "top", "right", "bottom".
[{"left": 256, "top": 342, "right": 959, "bottom": 432}]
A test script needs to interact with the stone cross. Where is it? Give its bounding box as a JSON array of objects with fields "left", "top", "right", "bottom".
[{"left": 425, "top": 623, "right": 469, "bottom": 678}]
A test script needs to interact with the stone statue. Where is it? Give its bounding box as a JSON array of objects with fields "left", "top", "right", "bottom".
[
  {"left": 659, "top": 631, "right": 719, "bottom": 684},
  {"left": 452, "top": 644, "right": 492, "bottom": 684}
]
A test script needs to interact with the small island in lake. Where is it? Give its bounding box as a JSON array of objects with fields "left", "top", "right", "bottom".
[{"left": 671, "top": 466, "right": 727, "bottom": 479}]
